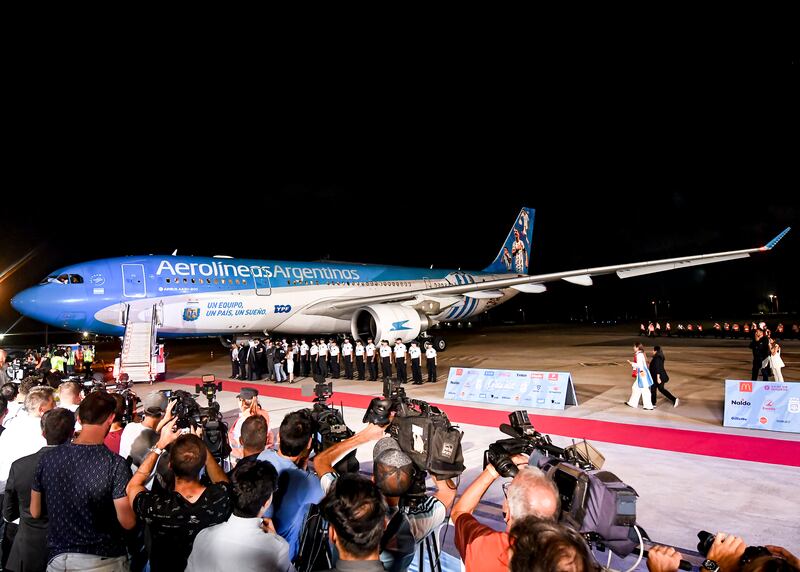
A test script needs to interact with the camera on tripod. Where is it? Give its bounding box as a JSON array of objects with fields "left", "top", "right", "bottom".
[{"left": 303, "top": 375, "right": 358, "bottom": 474}]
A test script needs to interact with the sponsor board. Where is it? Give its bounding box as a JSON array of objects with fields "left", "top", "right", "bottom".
[
  {"left": 723, "top": 380, "right": 800, "bottom": 433},
  {"left": 445, "top": 368, "right": 577, "bottom": 410}
]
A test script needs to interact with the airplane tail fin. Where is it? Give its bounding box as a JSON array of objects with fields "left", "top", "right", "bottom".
[{"left": 482, "top": 207, "right": 535, "bottom": 274}]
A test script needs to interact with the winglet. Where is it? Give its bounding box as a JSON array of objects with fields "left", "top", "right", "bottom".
[{"left": 763, "top": 227, "right": 791, "bottom": 250}]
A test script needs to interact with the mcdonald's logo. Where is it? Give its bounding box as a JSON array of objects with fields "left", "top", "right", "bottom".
[{"left": 739, "top": 382, "right": 753, "bottom": 392}]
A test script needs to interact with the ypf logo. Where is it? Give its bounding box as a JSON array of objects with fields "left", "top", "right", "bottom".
[
  {"left": 274, "top": 305, "right": 292, "bottom": 314},
  {"left": 739, "top": 382, "right": 753, "bottom": 392}
]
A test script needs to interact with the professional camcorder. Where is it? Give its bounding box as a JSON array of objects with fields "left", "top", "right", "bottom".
[
  {"left": 164, "top": 375, "right": 231, "bottom": 462},
  {"left": 303, "top": 376, "right": 358, "bottom": 474},
  {"left": 486, "top": 411, "right": 639, "bottom": 557},
  {"left": 363, "top": 377, "right": 465, "bottom": 480}
]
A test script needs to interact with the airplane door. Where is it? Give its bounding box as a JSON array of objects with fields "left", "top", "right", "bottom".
[
  {"left": 121, "top": 264, "right": 147, "bottom": 298},
  {"left": 255, "top": 274, "right": 272, "bottom": 295},
  {"left": 424, "top": 277, "right": 433, "bottom": 289}
]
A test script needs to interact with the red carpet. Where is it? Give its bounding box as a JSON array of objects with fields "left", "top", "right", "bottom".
[{"left": 169, "top": 377, "right": 800, "bottom": 467}]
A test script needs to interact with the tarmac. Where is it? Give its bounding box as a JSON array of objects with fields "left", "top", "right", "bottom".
[{"left": 115, "top": 324, "right": 800, "bottom": 555}]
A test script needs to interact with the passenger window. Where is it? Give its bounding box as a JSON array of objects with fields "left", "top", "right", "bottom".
[
  {"left": 214, "top": 279, "right": 219, "bottom": 284},
  {"left": 166, "top": 278, "right": 171, "bottom": 283},
  {"left": 191, "top": 278, "right": 196, "bottom": 284}
]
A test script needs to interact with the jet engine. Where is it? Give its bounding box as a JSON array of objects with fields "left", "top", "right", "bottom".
[{"left": 351, "top": 304, "right": 431, "bottom": 344}]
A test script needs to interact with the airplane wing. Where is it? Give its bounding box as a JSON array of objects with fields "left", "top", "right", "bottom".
[{"left": 302, "top": 227, "right": 791, "bottom": 318}]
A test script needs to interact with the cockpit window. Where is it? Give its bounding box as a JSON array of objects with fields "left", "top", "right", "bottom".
[{"left": 40, "top": 274, "right": 84, "bottom": 285}]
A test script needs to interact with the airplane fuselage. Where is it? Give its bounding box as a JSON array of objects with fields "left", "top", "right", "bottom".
[{"left": 11, "top": 255, "right": 520, "bottom": 338}]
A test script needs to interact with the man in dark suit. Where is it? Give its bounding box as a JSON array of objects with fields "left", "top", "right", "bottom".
[{"left": 2, "top": 407, "right": 75, "bottom": 572}]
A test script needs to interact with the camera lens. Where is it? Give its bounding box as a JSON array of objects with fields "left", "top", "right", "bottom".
[{"left": 697, "top": 530, "right": 715, "bottom": 556}]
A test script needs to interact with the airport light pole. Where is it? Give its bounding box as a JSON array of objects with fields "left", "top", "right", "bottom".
[
  {"left": 769, "top": 294, "right": 779, "bottom": 313},
  {"left": 652, "top": 300, "right": 658, "bottom": 319}
]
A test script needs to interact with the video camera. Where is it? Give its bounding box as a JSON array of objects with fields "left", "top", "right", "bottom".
[
  {"left": 303, "top": 375, "right": 358, "bottom": 474},
  {"left": 363, "top": 377, "right": 465, "bottom": 480},
  {"left": 485, "top": 411, "right": 638, "bottom": 557},
  {"left": 163, "top": 375, "right": 231, "bottom": 462}
]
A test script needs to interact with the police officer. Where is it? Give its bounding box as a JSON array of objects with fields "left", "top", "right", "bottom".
[
  {"left": 341, "top": 338, "right": 354, "bottom": 379},
  {"left": 379, "top": 340, "right": 392, "bottom": 379},
  {"left": 425, "top": 341, "right": 437, "bottom": 383},
  {"left": 393, "top": 338, "right": 407, "bottom": 383},
  {"left": 366, "top": 338, "right": 378, "bottom": 381},
  {"left": 300, "top": 339, "right": 310, "bottom": 377},
  {"left": 65, "top": 346, "right": 76, "bottom": 375},
  {"left": 329, "top": 339, "right": 341, "bottom": 379},
  {"left": 355, "top": 339, "right": 366, "bottom": 380},
  {"left": 409, "top": 341, "right": 423, "bottom": 384},
  {"left": 82, "top": 345, "right": 94, "bottom": 380},
  {"left": 310, "top": 339, "right": 319, "bottom": 375},
  {"left": 318, "top": 339, "right": 329, "bottom": 378}
]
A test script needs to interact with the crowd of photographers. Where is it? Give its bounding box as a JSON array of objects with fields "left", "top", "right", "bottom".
[{"left": 0, "top": 370, "right": 798, "bottom": 572}]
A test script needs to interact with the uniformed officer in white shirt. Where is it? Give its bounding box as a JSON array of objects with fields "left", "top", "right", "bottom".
[
  {"left": 379, "top": 340, "right": 392, "bottom": 379},
  {"left": 425, "top": 341, "right": 438, "bottom": 383},
  {"left": 366, "top": 338, "right": 378, "bottom": 381},
  {"left": 300, "top": 339, "right": 310, "bottom": 377},
  {"left": 309, "top": 339, "right": 319, "bottom": 376},
  {"left": 341, "top": 338, "right": 354, "bottom": 379},
  {"left": 354, "top": 340, "right": 366, "bottom": 380},
  {"left": 329, "top": 340, "right": 341, "bottom": 379},
  {"left": 409, "top": 341, "right": 423, "bottom": 384},
  {"left": 393, "top": 338, "right": 408, "bottom": 383},
  {"left": 317, "top": 340, "right": 329, "bottom": 378}
]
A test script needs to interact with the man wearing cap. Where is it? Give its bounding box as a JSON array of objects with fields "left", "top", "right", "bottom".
[
  {"left": 341, "top": 338, "right": 354, "bottom": 380},
  {"left": 316, "top": 432, "right": 456, "bottom": 572},
  {"left": 229, "top": 387, "right": 272, "bottom": 462},
  {"left": 119, "top": 391, "right": 168, "bottom": 471},
  {"left": 355, "top": 339, "right": 366, "bottom": 380},
  {"left": 366, "top": 338, "right": 378, "bottom": 381}
]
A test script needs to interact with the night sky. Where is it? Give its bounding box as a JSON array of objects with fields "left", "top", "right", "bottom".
[{"left": 2, "top": 53, "right": 797, "bottom": 336}]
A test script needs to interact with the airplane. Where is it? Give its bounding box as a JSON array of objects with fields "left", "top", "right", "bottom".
[{"left": 9, "top": 208, "right": 791, "bottom": 355}]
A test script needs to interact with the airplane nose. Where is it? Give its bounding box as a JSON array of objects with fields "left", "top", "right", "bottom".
[{"left": 10, "top": 287, "right": 36, "bottom": 315}]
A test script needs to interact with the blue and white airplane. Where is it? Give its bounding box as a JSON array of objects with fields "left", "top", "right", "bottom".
[{"left": 10, "top": 208, "right": 790, "bottom": 349}]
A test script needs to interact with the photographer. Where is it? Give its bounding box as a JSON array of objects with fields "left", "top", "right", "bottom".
[
  {"left": 315, "top": 429, "right": 457, "bottom": 572},
  {"left": 257, "top": 410, "right": 326, "bottom": 560},
  {"left": 126, "top": 418, "right": 232, "bottom": 572},
  {"left": 119, "top": 391, "right": 168, "bottom": 472},
  {"left": 450, "top": 456, "right": 559, "bottom": 572},
  {"left": 508, "top": 516, "right": 596, "bottom": 572},
  {"left": 228, "top": 387, "right": 273, "bottom": 462}
]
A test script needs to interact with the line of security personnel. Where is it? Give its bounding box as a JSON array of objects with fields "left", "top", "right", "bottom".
[{"left": 231, "top": 335, "right": 439, "bottom": 384}]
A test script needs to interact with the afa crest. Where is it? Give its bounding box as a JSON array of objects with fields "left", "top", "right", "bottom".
[{"left": 183, "top": 305, "right": 200, "bottom": 321}]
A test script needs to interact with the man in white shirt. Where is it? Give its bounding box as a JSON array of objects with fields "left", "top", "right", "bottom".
[
  {"left": 341, "top": 338, "right": 354, "bottom": 380},
  {"left": 379, "top": 340, "right": 393, "bottom": 379},
  {"left": 0, "top": 387, "right": 54, "bottom": 491},
  {"left": 185, "top": 459, "right": 292, "bottom": 572},
  {"left": 119, "top": 391, "right": 168, "bottom": 468},
  {"left": 409, "top": 341, "right": 423, "bottom": 385},
  {"left": 393, "top": 338, "right": 408, "bottom": 383},
  {"left": 329, "top": 340, "right": 341, "bottom": 379},
  {"left": 309, "top": 340, "right": 319, "bottom": 377},
  {"left": 366, "top": 339, "right": 378, "bottom": 381},
  {"left": 355, "top": 340, "right": 366, "bottom": 380},
  {"left": 425, "top": 342, "right": 438, "bottom": 383},
  {"left": 317, "top": 341, "right": 329, "bottom": 379},
  {"left": 56, "top": 381, "right": 82, "bottom": 412}
]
